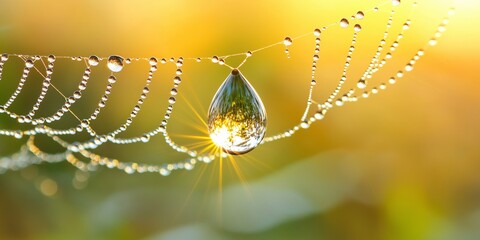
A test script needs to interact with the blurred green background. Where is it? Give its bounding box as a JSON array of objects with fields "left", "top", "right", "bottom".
[{"left": 1, "top": 0, "right": 479, "bottom": 239}]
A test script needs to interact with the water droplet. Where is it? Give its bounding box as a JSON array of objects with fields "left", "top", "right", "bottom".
[
  {"left": 14, "top": 130, "right": 23, "bottom": 139},
  {"left": 173, "top": 76, "right": 182, "bottom": 84},
  {"left": 356, "top": 11, "right": 365, "bottom": 19},
  {"left": 88, "top": 55, "right": 99, "bottom": 66},
  {"left": 313, "top": 28, "right": 321, "bottom": 37},
  {"left": 340, "top": 18, "right": 349, "bottom": 28},
  {"left": 208, "top": 69, "right": 267, "bottom": 155},
  {"left": 314, "top": 111, "right": 324, "bottom": 120},
  {"left": 283, "top": 37, "right": 293, "bottom": 46},
  {"left": 1, "top": 54, "right": 8, "bottom": 61},
  {"left": 335, "top": 99, "right": 344, "bottom": 106},
  {"left": 107, "top": 55, "right": 124, "bottom": 72},
  {"left": 149, "top": 57, "right": 158, "bottom": 66},
  {"left": 108, "top": 75, "right": 117, "bottom": 84},
  {"left": 438, "top": 25, "right": 446, "bottom": 33},
  {"left": 354, "top": 24, "right": 362, "bottom": 32},
  {"left": 212, "top": 56, "right": 219, "bottom": 63},
  {"left": 405, "top": 64, "right": 414, "bottom": 72},
  {"left": 141, "top": 134, "right": 150, "bottom": 143},
  {"left": 159, "top": 168, "right": 170, "bottom": 176},
  {"left": 357, "top": 80, "right": 367, "bottom": 89},
  {"left": 25, "top": 59, "right": 34, "bottom": 68},
  {"left": 392, "top": 0, "right": 401, "bottom": 6},
  {"left": 47, "top": 55, "right": 56, "bottom": 63}
]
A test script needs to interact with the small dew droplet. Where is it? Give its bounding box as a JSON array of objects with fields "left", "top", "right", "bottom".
[
  {"left": 300, "top": 121, "right": 309, "bottom": 129},
  {"left": 25, "top": 59, "right": 34, "bottom": 68},
  {"left": 392, "top": 0, "right": 401, "bottom": 6},
  {"left": 159, "top": 168, "right": 170, "bottom": 176},
  {"left": 314, "top": 111, "right": 324, "bottom": 120},
  {"left": 405, "top": 64, "right": 414, "bottom": 72},
  {"left": 107, "top": 55, "right": 124, "bottom": 72},
  {"left": 1, "top": 54, "right": 8, "bottom": 61},
  {"left": 47, "top": 55, "right": 56, "bottom": 63},
  {"left": 108, "top": 75, "right": 117, "bottom": 84},
  {"left": 14, "top": 130, "right": 23, "bottom": 139},
  {"left": 141, "top": 134, "right": 150, "bottom": 143},
  {"left": 313, "top": 28, "right": 321, "bottom": 37},
  {"left": 354, "top": 24, "right": 362, "bottom": 32},
  {"left": 340, "top": 18, "right": 349, "bottom": 28},
  {"left": 149, "top": 57, "right": 158, "bottom": 66},
  {"left": 357, "top": 80, "right": 367, "bottom": 89},
  {"left": 356, "top": 11, "right": 365, "bottom": 19},
  {"left": 283, "top": 37, "right": 293, "bottom": 46},
  {"left": 88, "top": 56, "right": 100, "bottom": 66}
]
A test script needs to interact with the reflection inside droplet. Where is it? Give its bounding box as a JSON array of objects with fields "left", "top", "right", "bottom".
[
  {"left": 107, "top": 55, "right": 124, "bottom": 72},
  {"left": 207, "top": 69, "right": 267, "bottom": 155}
]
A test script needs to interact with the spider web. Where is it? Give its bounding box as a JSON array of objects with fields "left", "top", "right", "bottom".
[{"left": 0, "top": 0, "right": 455, "bottom": 176}]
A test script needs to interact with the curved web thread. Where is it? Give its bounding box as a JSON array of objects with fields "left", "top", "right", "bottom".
[{"left": 0, "top": 0, "right": 455, "bottom": 176}]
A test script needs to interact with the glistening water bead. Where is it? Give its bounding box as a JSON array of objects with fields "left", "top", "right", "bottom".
[
  {"left": 340, "top": 18, "right": 349, "bottom": 28},
  {"left": 107, "top": 55, "right": 124, "bottom": 72},
  {"left": 207, "top": 69, "right": 267, "bottom": 155}
]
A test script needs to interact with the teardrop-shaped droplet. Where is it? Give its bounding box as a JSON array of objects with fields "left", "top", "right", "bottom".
[
  {"left": 207, "top": 69, "right": 267, "bottom": 155},
  {"left": 107, "top": 55, "right": 124, "bottom": 72}
]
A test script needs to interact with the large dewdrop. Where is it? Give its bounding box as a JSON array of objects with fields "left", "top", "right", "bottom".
[{"left": 207, "top": 69, "right": 267, "bottom": 155}]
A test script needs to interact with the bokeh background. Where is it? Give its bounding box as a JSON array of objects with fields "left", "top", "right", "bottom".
[{"left": 0, "top": 0, "right": 479, "bottom": 239}]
